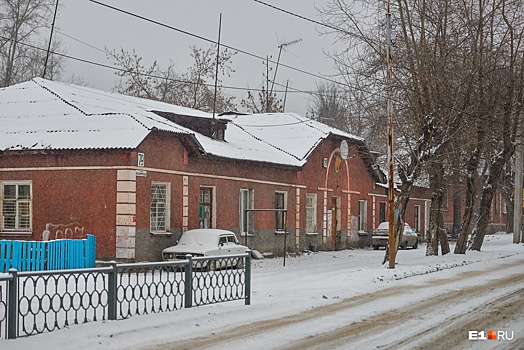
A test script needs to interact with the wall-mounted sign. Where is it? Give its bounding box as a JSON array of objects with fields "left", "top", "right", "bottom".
[
  {"left": 340, "top": 140, "right": 349, "bottom": 160},
  {"left": 323, "top": 157, "right": 328, "bottom": 168},
  {"left": 137, "top": 152, "right": 145, "bottom": 167},
  {"left": 136, "top": 170, "right": 147, "bottom": 177}
]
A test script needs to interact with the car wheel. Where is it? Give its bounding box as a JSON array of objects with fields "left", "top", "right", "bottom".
[
  {"left": 373, "top": 245, "right": 379, "bottom": 250},
  {"left": 235, "top": 258, "right": 244, "bottom": 269},
  {"left": 413, "top": 239, "right": 418, "bottom": 249},
  {"left": 400, "top": 241, "right": 407, "bottom": 250},
  {"left": 207, "top": 259, "right": 217, "bottom": 272}
]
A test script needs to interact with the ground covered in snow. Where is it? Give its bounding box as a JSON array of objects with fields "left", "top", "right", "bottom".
[{"left": 4, "top": 233, "right": 524, "bottom": 350}]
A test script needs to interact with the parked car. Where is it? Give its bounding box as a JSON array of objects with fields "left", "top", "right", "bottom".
[
  {"left": 371, "top": 222, "right": 419, "bottom": 250},
  {"left": 162, "top": 229, "right": 248, "bottom": 269}
]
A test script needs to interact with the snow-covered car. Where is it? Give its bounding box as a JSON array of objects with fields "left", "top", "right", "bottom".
[
  {"left": 371, "top": 222, "right": 419, "bottom": 250},
  {"left": 162, "top": 229, "right": 248, "bottom": 269}
]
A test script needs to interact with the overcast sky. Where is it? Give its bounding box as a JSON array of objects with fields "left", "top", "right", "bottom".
[{"left": 54, "top": 0, "right": 347, "bottom": 115}]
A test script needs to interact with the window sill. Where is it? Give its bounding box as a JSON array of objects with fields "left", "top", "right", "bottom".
[
  {"left": 0, "top": 231, "right": 33, "bottom": 236},
  {"left": 240, "top": 233, "right": 255, "bottom": 237},
  {"left": 275, "top": 230, "right": 289, "bottom": 235},
  {"left": 358, "top": 230, "right": 368, "bottom": 236},
  {"left": 150, "top": 231, "right": 173, "bottom": 236},
  {"left": 306, "top": 232, "right": 318, "bottom": 236}
]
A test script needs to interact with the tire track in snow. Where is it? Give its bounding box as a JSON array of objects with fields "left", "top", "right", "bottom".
[{"left": 141, "top": 257, "right": 524, "bottom": 350}]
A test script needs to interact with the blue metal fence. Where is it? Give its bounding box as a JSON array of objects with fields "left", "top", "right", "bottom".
[{"left": 0, "top": 235, "right": 96, "bottom": 272}]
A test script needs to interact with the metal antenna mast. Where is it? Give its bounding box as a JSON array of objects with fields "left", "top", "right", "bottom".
[
  {"left": 270, "top": 38, "right": 302, "bottom": 96},
  {"left": 212, "top": 13, "right": 222, "bottom": 120},
  {"left": 43, "top": 0, "right": 59, "bottom": 79}
]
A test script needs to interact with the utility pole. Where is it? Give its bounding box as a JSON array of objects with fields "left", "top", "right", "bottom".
[
  {"left": 386, "top": 0, "right": 396, "bottom": 269},
  {"left": 514, "top": 135, "right": 523, "bottom": 243}
]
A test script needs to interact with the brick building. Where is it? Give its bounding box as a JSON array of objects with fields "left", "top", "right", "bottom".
[{"left": 0, "top": 78, "right": 430, "bottom": 261}]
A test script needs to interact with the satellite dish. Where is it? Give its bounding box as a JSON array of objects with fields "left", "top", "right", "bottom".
[{"left": 340, "top": 140, "right": 349, "bottom": 160}]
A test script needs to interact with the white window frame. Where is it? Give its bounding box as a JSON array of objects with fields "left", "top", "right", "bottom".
[
  {"left": 275, "top": 191, "right": 287, "bottom": 232},
  {"left": 358, "top": 199, "right": 367, "bottom": 232},
  {"left": 306, "top": 193, "right": 318, "bottom": 234},
  {"left": 1, "top": 181, "right": 32, "bottom": 233},
  {"left": 150, "top": 182, "right": 170, "bottom": 234},
  {"left": 239, "top": 189, "right": 254, "bottom": 235}
]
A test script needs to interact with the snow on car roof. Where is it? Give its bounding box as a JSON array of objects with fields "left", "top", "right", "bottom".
[{"left": 178, "top": 229, "right": 236, "bottom": 246}]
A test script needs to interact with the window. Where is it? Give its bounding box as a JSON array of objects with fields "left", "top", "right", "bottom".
[
  {"left": 150, "top": 183, "right": 170, "bottom": 233},
  {"left": 199, "top": 187, "right": 214, "bottom": 229},
  {"left": 239, "top": 189, "right": 254, "bottom": 234},
  {"left": 358, "top": 199, "right": 367, "bottom": 232},
  {"left": 306, "top": 194, "right": 318, "bottom": 233},
  {"left": 379, "top": 202, "right": 386, "bottom": 224},
  {"left": 275, "top": 191, "right": 287, "bottom": 231},
  {"left": 2, "top": 182, "right": 32, "bottom": 232},
  {"left": 414, "top": 205, "right": 420, "bottom": 232}
]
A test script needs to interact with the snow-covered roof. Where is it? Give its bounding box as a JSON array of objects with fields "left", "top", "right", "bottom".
[
  {"left": 0, "top": 78, "right": 201, "bottom": 151},
  {"left": 0, "top": 78, "right": 363, "bottom": 168}
]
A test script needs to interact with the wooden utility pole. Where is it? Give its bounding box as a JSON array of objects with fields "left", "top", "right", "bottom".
[
  {"left": 514, "top": 136, "right": 523, "bottom": 243},
  {"left": 386, "top": 0, "right": 396, "bottom": 269}
]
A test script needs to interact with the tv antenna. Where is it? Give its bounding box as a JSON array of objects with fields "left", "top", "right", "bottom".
[{"left": 270, "top": 38, "right": 302, "bottom": 96}]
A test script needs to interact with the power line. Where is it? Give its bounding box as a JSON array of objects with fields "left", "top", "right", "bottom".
[
  {"left": 253, "top": 0, "right": 350, "bottom": 35},
  {"left": 1, "top": 33, "right": 351, "bottom": 97},
  {"left": 87, "top": 0, "right": 349, "bottom": 89}
]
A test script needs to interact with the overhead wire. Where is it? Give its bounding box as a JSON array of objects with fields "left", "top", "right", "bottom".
[{"left": 86, "top": 0, "right": 349, "bottom": 89}]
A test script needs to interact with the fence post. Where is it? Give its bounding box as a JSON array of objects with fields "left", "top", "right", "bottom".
[
  {"left": 184, "top": 255, "right": 193, "bottom": 308},
  {"left": 107, "top": 261, "right": 118, "bottom": 320},
  {"left": 7, "top": 268, "right": 18, "bottom": 339},
  {"left": 245, "top": 251, "right": 251, "bottom": 306}
]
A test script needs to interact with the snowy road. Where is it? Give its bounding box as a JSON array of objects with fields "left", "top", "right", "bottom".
[
  {"left": 4, "top": 234, "right": 524, "bottom": 350},
  {"left": 142, "top": 253, "right": 524, "bottom": 350}
]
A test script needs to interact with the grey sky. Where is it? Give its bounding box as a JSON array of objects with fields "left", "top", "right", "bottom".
[{"left": 54, "top": 0, "right": 345, "bottom": 115}]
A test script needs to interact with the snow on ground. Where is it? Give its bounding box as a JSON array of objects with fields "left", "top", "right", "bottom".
[{"left": 3, "top": 233, "right": 524, "bottom": 350}]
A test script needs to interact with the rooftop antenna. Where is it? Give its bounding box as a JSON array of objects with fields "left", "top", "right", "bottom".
[
  {"left": 212, "top": 13, "right": 222, "bottom": 120},
  {"left": 43, "top": 0, "right": 59, "bottom": 79},
  {"left": 270, "top": 38, "right": 302, "bottom": 96}
]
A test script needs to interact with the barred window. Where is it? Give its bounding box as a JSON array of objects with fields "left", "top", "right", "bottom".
[
  {"left": 2, "top": 182, "right": 32, "bottom": 231},
  {"left": 150, "top": 183, "right": 170, "bottom": 233}
]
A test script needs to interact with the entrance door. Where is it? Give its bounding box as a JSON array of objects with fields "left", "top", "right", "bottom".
[{"left": 331, "top": 196, "right": 341, "bottom": 250}]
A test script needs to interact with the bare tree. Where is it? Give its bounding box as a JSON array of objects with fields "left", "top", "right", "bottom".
[
  {"left": 240, "top": 85, "right": 283, "bottom": 114},
  {"left": 320, "top": 0, "right": 524, "bottom": 257},
  {"left": 109, "top": 45, "right": 237, "bottom": 113},
  {"left": 0, "top": 0, "right": 64, "bottom": 86}
]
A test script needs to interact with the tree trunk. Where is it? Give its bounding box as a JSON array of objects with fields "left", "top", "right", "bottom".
[
  {"left": 470, "top": 152, "right": 514, "bottom": 250},
  {"left": 426, "top": 162, "right": 448, "bottom": 256}
]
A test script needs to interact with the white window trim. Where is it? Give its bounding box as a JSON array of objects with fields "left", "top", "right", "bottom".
[
  {"left": 358, "top": 199, "right": 367, "bottom": 233},
  {"left": 305, "top": 193, "right": 318, "bottom": 235},
  {"left": 1, "top": 181, "right": 33, "bottom": 234},
  {"left": 275, "top": 191, "right": 288, "bottom": 233},
  {"left": 240, "top": 189, "right": 254, "bottom": 236},
  {"left": 150, "top": 182, "right": 171, "bottom": 234}
]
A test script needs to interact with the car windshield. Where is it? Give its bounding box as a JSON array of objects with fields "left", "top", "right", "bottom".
[{"left": 178, "top": 231, "right": 218, "bottom": 246}]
